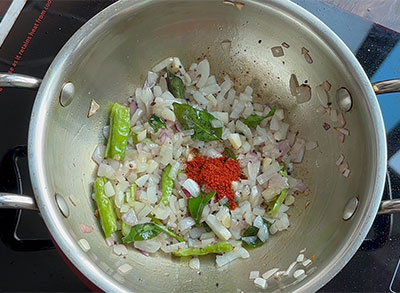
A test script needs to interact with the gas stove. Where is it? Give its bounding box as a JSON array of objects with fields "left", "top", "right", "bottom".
[{"left": 0, "top": 1, "right": 399, "bottom": 291}]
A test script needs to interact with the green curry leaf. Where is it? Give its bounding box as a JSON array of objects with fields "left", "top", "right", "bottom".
[{"left": 173, "top": 103, "right": 222, "bottom": 142}]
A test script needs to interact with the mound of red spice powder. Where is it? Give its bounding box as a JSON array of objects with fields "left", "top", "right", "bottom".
[{"left": 185, "top": 156, "right": 242, "bottom": 209}]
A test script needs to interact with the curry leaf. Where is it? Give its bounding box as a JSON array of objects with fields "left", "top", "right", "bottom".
[
  {"left": 188, "top": 190, "right": 216, "bottom": 224},
  {"left": 121, "top": 223, "right": 162, "bottom": 243},
  {"left": 167, "top": 71, "right": 185, "bottom": 100},
  {"left": 149, "top": 215, "right": 185, "bottom": 242},
  {"left": 241, "top": 105, "right": 277, "bottom": 129},
  {"left": 173, "top": 103, "right": 222, "bottom": 142},
  {"left": 222, "top": 147, "right": 236, "bottom": 160},
  {"left": 149, "top": 114, "right": 166, "bottom": 133},
  {"left": 241, "top": 226, "right": 264, "bottom": 249}
]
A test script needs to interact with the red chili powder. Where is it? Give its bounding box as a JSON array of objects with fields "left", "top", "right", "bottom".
[{"left": 185, "top": 156, "right": 242, "bottom": 209}]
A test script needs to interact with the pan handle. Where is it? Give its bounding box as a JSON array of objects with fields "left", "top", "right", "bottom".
[
  {"left": 0, "top": 193, "right": 38, "bottom": 210},
  {"left": 378, "top": 199, "right": 400, "bottom": 215},
  {"left": 0, "top": 73, "right": 41, "bottom": 88},
  {"left": 372, "top": 79, "right": 400, "bottom": 94}
]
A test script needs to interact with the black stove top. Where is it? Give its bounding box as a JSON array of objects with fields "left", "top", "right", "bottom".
[{"left": 0, "top": 0, "right": 399, "bottom": 292}]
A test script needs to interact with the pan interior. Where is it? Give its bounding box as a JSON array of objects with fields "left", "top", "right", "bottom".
[{"left": 33, "top": 0, "right": 381, "bottom": 292}]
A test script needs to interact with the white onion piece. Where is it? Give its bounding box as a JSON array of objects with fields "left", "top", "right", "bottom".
[
  {"left": 182, "top": 179, "right": 200, "bottom": 197},
  {"left": 295, "top": 180, "right": 307, "bottom": 193},
  {"left": 230, "top": 102, "right": 245, "bottom": 119},
  {"left": 206, "top": 214, "right": 232, "bottom": 241},
  {"left": 105, "top": 237, "right": 114, "bottom": 247},
  {"left": 104, "top": 181, "right": 115, "bottom": 197},
  {"left": 145, "top": 71, "right": 158, "bottom": 89},
  {"left": 135, "top": 174, "right": 150, "bottom": 187},
  {"left": 134, "top": 239, "right": 161, "bottom": 254},
  {"left": 335, "top": 127, "right": 350, "bottom": 136},
  {"left": 256, "top": 162, "right": 282, "bottom": 185},
  {"left": 253, "top": 215, "right": 264, "bottom": 228},
  {"left": 79, "top": 223, "right": 94, "bottom": 234},
  {"left": 336, "top": 154, "right": 345, "bottom": 166},
  {"left": 113, "top": 244, "right": 128, "bottom": 256},
  {"left": 189, "top": 258, "right": 201, "bottom": 270},
  {"left": 289, "top": 74, "right": 299, "bottom": 96},
  {"left": 278, "top": 140, "right": 291, "bottom": 157},
  {"left": 236, "top": 120, "right": 252, "bottom": 141},
  {"left": 87, "top": 99, "right": 100, "bottom": 118},
  {"left": 152, "top": 57, "right": 173, "bottom": 72},
  {"left": 196, "top": 59, "right": 210, "bottom": 88},
  {"left": 122, "top": 209, "right": 138, "bottom": 226},
  {"left": 315, "top": 84, "right": 329, "bottom": 107},
  {"left": 337, "top": 112, "right": 346, "bottom": 127},
  {"left": 168, "top": 161, "right": 180, "bottom": 180},
  {"left": 270, "top": 116, "right": 280, "bottom": 131},
  {"left": 102, "top": 125, "right": 109, "bottom": 139},
  {"left": 257, "top": 224, "right": 269, "bottom": 242},
  {"left": 92, "top": 145, "right": 105, "bottom": 165},
  {"left": 247, "top": 160, "right": 260, "bottom": 182},
  {"left": 290, "top": 138, "right": 305, "bottom": 163},
  {"left": 296, "top": 84, "right": 312, "bottom": 104},
  {"left": 178, "top": 217, "right": 196, "bottom": 231},
  {"left": 305, "top": 141, "right": 318, "bottom": 150}
]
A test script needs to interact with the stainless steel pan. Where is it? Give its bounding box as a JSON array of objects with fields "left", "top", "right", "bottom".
[{"left": 1, "top": 0, "right": 400, "bottom": 292}]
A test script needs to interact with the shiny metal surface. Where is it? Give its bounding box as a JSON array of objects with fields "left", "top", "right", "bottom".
[
  {"left": 59, "top": 82, "right": 75, "bottom": 107},
  {"left": 336, "top": 87, "right": 353, "bottom": 112},
  {"left": 378, "top": 199, "right": 400, "bottom": 215},
  {"left": 0, "top": 0, "right": 388, "bottom": 292},
  {"left": 0, "top": 73, "right": 41, "bottom": 88},
  {"left": 372, "top": 79, "right": 400, "bottom": 95},
  {"left": 0, "top": 193, "right": 38, "bottom": 211},
  {"left": 55, "top": 193, "right": 70, "bottom": 218},
  {"left": 342, "top": 197, "right": 359, "bottom": 221}
]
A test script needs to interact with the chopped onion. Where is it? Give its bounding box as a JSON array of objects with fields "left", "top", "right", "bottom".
[
  {"left": 182, "top": 188, "right": 192, "bottom": 198},
  {"left": 79, "top": 223, "right": 94, "bottom": 234},
  {"left": 87, "top": 99, "right": 100, "bottom": 118},
  {"left": 315, "top": 84, "right": 329, "bottom": 107},
  {"left": 296, "top": 84, "right": 312, "bottom": 104},
  {"left": 323, "top": 80, "right": 332, "bottom": 91},
  {"left": 305, "top": 141, "right": 318, "bottom": 150},
  {"left": 103, "top": 125, "right": 109, "bottom": 139},
  {"left": 257, "top": 224, "right": 269, "bottom": 242},
  {"left": 221, "top": 40, "right": 232, "bottom": 54},
  {"left": 129, "top": 101, "right": 138, "bottom": 116},
  {"left": 336, "top": 154, "right": 344, "bottom": 166},
  {"left": 339, "top": 161, "right": 349, "bottom": 174},
  {"left": 322, "top": 122, "right": 331, "bottom": 131},
  {"left": 178, "top": 217, "right": 196, "bottom": 231},
  {"left": 113, "top": 244, "right": 128, "bottom": 256},
  {"left": 295, "top": 180, "right": 307, "bottom": 193},
  {"left": 92, "top": 145, "right": 105, "bottom": 165},
  {"left": 278, "top": 140, "right": 291, "bottom": 157},
  {"left": 256, "top": 162, "right": 282, "bottom": 185},
  {"left": 134, "top": 239, "right": 161, "bottom": 254},
  {"left": 247, "top": 161, "right": 261, "bottom": 182},
  {"left": 289, "top": 74, "right": 299, "bottom": 96},
  {"left": 334, "top": 127, "right": 350, "bottom": 136},
  {"left": 104, "top": 181, "right": 115, "bottom": 197},
  {"left": 290, "top": 138, "right": 305, "bottom": 163},
  {"left": 196, "top": 59, "right": 210, "bottom": 88},
  {"left": 189, "top": 258, "right": 200, "bottom": 270},
  {"left": 152, "top": 57, "right": 173, "bottom": 72},
  {"left": 271, "top": 46, "right": 284, "bottom": 57},
  {"left": 182, "top": 179, "right": 200, "bottom": 198},
  {"left": 145, "top": 71, "right": 158, "bottom": 89},
  {"left": 253, "top": 215, "right": 264, "bottom": 228},
  {"left": 122, "top": 209, "right": 138, "bottom": 226},
  {"left": 337, "top": 112, "right": 346, "bottom": 127}
]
